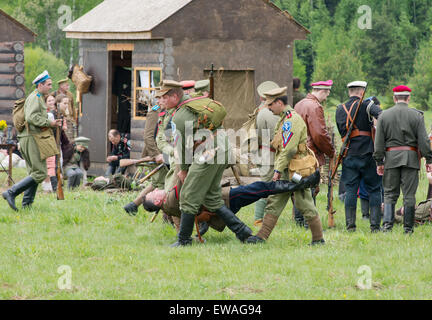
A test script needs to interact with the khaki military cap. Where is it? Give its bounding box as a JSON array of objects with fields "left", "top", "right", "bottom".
[
  {"left": 257, "top": 81, "right": 279, "bottom": 98},
  {"left": 74, "top": 136, "right": 91, "bottom": 149},
  {"left": 58, "top": 78, "right": 69, "bottom": 85},
  {"left": 154, "top": 87, "right": 163, "bottom": 98},
  {"left": 159, "top": 80, "right": 182, "bottom": 96},
  {"left": 263, "top": 86, "right": 287, "bottom": 106},
  {"left": 195, "top": 79, "right": 210, "bottom": 91}
]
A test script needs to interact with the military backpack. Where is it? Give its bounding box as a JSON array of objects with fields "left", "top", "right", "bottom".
[
  {"left": 178, "top": 96, "right": 227, "bottom": 131},
  {"left": 12, "top": 98, "right": 27, "bottom": 132}
]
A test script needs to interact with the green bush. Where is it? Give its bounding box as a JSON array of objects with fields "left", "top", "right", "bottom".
[{"left": 24, "top": 46, "right": 70, "bottom": 95}]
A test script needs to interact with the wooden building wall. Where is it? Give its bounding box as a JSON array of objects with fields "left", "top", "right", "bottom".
[{"left": 0, "top": 42, "right": 25, "bottom": 125}]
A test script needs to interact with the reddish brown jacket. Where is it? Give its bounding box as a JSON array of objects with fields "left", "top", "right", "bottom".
[{"left": 294, "top": 93, "right": 335, "bottom": 166}]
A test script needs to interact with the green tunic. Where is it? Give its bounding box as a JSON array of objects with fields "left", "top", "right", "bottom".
[
  {"left": 263, "top": 105, "right": 319, "bottom": 220},
  {"left": 172, "top": 97, "right": 229, "bottom": 214},
  {"left": 374, "top": 102, "right": 432, "bottom": 206},
  {"left": 18, "top": 90, "right": 51, "bottom": 183}
]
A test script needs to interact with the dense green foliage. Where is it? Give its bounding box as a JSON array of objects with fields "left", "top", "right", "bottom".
[
  {"left": 274, "top": 0, "right": 432, "bottom": 108},
  {"left": 3, "top": 0, "right": 432, "bottom": 108}
]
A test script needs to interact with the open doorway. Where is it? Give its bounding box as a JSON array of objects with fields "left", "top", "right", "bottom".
[{"left": 109, "top": 50, "right": 132, "bottom": 135}]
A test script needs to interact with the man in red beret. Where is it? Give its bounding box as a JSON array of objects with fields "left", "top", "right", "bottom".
[
  {"left": 373, "top": 85, "right": 432, "bottom": 234},
  {"left": 293, "top": 80, "right": 336, "bottom": 227}
]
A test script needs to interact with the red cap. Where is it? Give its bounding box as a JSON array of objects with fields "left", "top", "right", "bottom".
[
  {"left": 311, "top": 80, "right": 333, "bottom": 89},
  {"left": 180, "top": 80, "right": 195, "bottom": 89},
  {"left": 393, "top": 85, "right": 411, "bottom": 95}
]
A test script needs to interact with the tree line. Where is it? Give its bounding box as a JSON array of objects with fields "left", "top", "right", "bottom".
[{"left": 3, "top": 0, "right": 432, "bottom": 109}]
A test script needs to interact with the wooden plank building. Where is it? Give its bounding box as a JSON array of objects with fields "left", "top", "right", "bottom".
[
  {"left": 0, "top": 9, "right": 36, "bottom": 125},
  {"left": 64, "top": 0, "right": 309, "bottom": 175}
]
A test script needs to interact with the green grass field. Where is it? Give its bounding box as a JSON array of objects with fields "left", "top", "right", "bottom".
[{"left": 1, "top": 167, "right": 432, "bottom": 300}]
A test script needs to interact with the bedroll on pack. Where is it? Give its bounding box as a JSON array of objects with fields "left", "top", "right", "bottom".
[
  {"left": 182, "top": 97, "right": 227, "bottom": 130},
  {"left": 12, "top": 98, "right": 26, "bottom": 132}
]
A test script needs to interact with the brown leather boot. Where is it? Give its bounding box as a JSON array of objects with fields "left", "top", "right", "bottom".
[
  {"left": 307, "top": 215, "right": 325, "bottom": 245},
  {"left": 246, "top": 214, "right": 279, "bottom": 243}
]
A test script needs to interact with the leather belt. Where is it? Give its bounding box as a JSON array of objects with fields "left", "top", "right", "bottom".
[
  {"left": 259, "top": 145, "right": 276, "bottom": 153},
  {"left": 386, "top": 146, "right": 418, "bottom": 152},
  {"left": 342, "top": 129, "right": 371, "bottom": 142}
]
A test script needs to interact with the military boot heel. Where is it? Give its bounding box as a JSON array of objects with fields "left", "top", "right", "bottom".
[
  {"left": 382, "top": 203, "right": 395, "bottom": 232},
  {"left": 360, "top": 198, "right": 370, "bottom": 220},
  {"left": 170, "top": 212, "right": 195, "bottom": 247},
  {"left": 345, "top": 207, "right": 357, "bottom": 232},
  {"left": 369, "top": 206, "right": 382, "bottom": 233},
  {"left": 2, "top": 176, "right": 37, "bottom": 211},
  {"left": 215, "top": 205, "right": 252, "bottom": 242},
  {"left": 22, "top": 183, "right": 39, "bottom": 209},
  {"left": 403, "top": 206, "right": 415, "bottom": 234}
]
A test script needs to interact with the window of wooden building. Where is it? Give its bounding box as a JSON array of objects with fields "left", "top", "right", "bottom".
[{"left": 133, "top": 67, "right": 162, "bottom": 119}]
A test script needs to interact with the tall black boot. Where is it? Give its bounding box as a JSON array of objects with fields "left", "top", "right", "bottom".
[
  {"left": 2, "top": 176, "right": 37, "bottom": 211},
  {"left": 369, "top": 206, "right": 382, "bottom": 233},
  {"left": 382, "top": 203, "right": 395, "bottom": 232},
  {"left": 22, "top": 183, "right": 38, "bottom": 209},
  {"left": 293, "top": 204, "right": 306, "bottom": 227},
  {"left": 170, "top": 212, "right": 195, "bottom": 247},
  {"left": 50, "top": 176, "right": 58, "bottom": 192},
  {"left": 345, "top": 206, "right": 357, "bottom": 231},
  {"left": 427, "top": 184, "right": 432, "bottom": 200},
  {"left": 403, "top": 206, "right": 415, "bottom": 234},
  {"left": 215, "top": 205, "right": 252, "bottom": 242},
  {"left": 360, "top": 198, "right": 370, "bottom": 220},
  {"left": 273, "top": 170, "right": 320, "bottom": 193}
]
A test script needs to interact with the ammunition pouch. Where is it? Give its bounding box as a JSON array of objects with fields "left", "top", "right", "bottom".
[
  {"left": 33, "top": 129, "right": 59, "bottom": 160},
  {"left": 288, "top": 144, "right": 319, "bottom": 180}
]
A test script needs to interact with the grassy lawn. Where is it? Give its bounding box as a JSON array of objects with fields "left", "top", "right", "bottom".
[{"left": 1, "top": 167, "right": 432, "bottom": 300}]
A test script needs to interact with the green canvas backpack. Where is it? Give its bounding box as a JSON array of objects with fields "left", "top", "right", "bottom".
[
  {"left": 179, "top": 97, "right": 227, "bottom": 131},
  {"left": 12, "top": 98, "right": 27, "bottom": 132}
]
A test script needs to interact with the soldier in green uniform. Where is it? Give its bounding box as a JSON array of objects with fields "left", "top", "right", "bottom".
[
  {"left": 373, "top": 85, "right": 432, "bottom": 233},
  {"left": 160, "top": 80, "right": 252, "bottom": 247},
  {"left": 3, "top": 71, "right": 61, "bottom": 211},
  {"left": 254, "top": 81, "right": 280, "bottom": 226},
  {"left": 191, "top": 79, "right": 210, "bottom": 98},
  {"left": 246, "top": 86, "right": 324, "bottom": 245}
]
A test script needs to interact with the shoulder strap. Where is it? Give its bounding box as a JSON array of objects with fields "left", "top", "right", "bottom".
[{"left": 342, "top": 102, "right": 359, "bottom": 131}]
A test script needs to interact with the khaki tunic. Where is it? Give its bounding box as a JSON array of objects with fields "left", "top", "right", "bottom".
[
  {"left": 18, "top": 90, "right": 52, "bottom": 183},
  {"left": 264, "top": 105, "right": 319, "bottom": 220}
]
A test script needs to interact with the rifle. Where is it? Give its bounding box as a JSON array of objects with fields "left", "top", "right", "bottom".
[
  {"left": 327, "top": 123, "right": 336, "bottom": 228},
  {"left": 55, "top": 106, "right": 65, "bottom": 200},
  {"left": 138, "top": 163, "right": 166, "bottom": 184},
  {"left": 120, "top": 158, "right": 157, "bottom": 168},
  {"left": 331, "top": 85, "right": 368, "bottom": 179},
  {"left": 209, "top": 63, "right": 215, "bottom": 100}
]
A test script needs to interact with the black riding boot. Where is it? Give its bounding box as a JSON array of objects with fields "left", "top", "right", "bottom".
[
  {"left": 369, "top": 206, "right": 382, "bottom": 232},
  {"left": 2, "top": 176, "right": 37, "bottom": 211},
  {"left": 345, "top": 206, "right": 357, "bottom": 231},
  {"left": 22, "top": 183, "right": 39, "bottom": 209},
  {"left": 50, "top": 176, "right": 58, "bottom": 192},
  {"left": 170, "top": 212, "right": 195, "bottom": 247},
  {"left": 382, "top": 203, "right": 395, "bottom": 232},
  {"left": 403, "top": 206, "right": 415, "bottom": 234},
  {"left": 360, "top": 198, "right": 370, "bottom": 220},
  {"left": 293, "top": 204, "right": 306, "bottom": 227},
  {"left": 273, "top": 170, "right": 320, "bottom": 193},
  {"left": 215, "top": 205, "right": 252, "bottom": 242}
]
